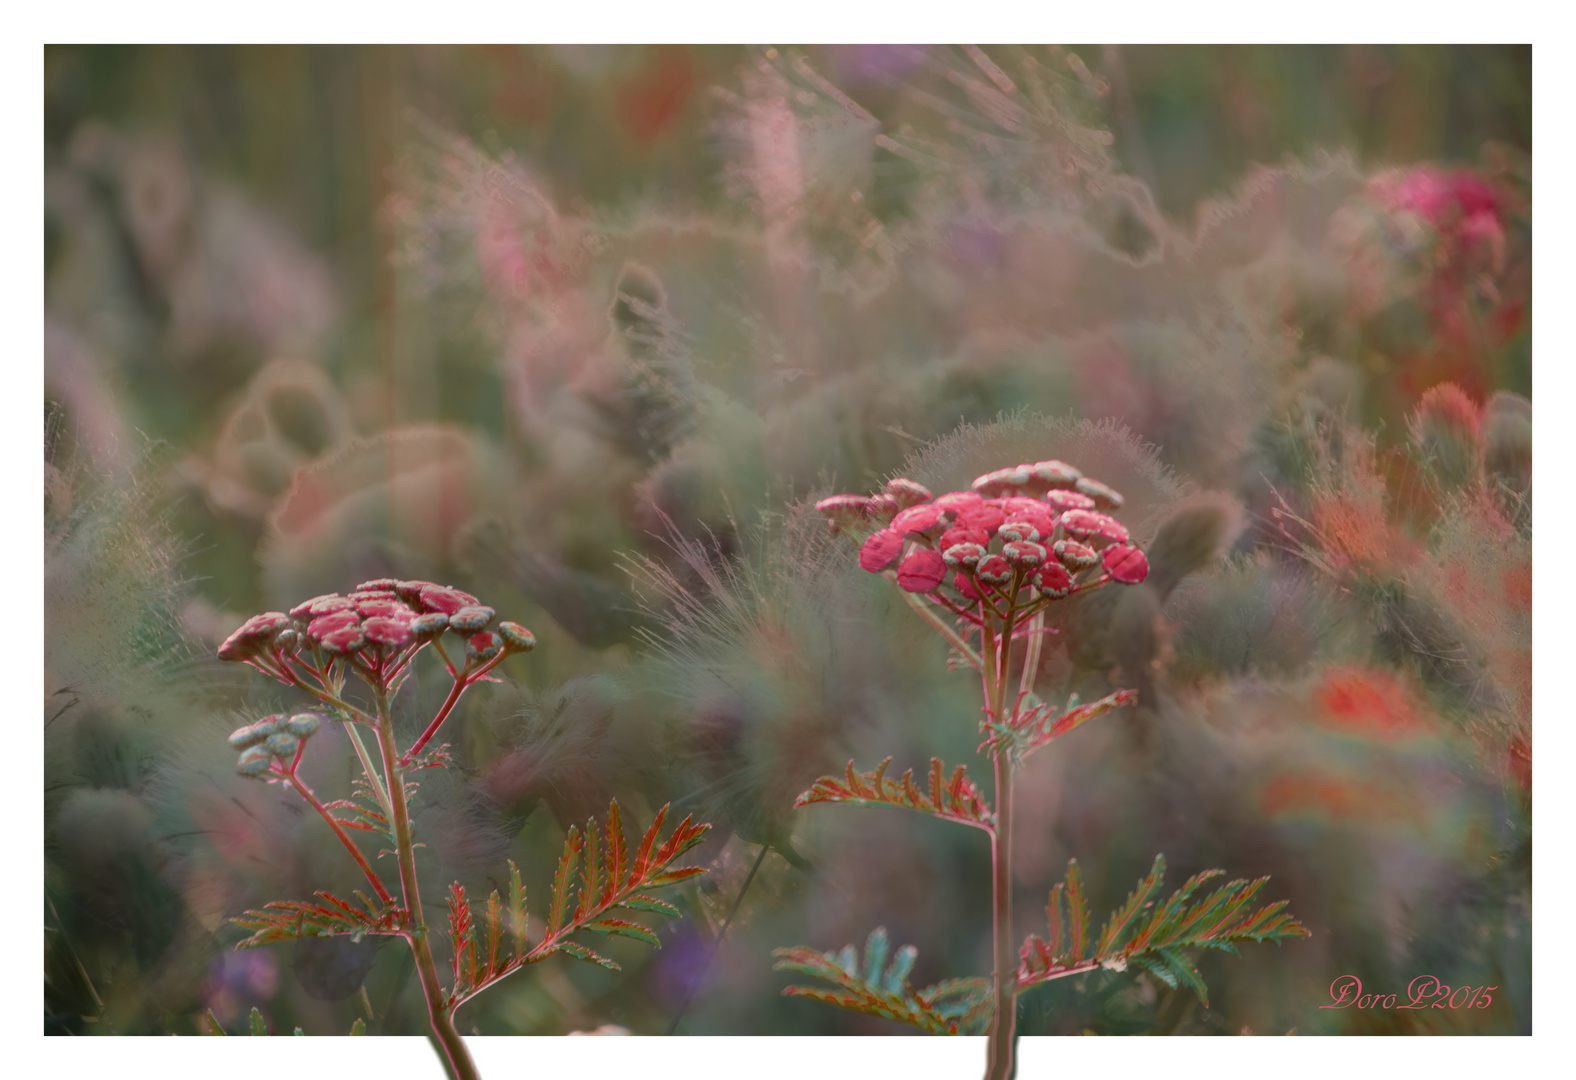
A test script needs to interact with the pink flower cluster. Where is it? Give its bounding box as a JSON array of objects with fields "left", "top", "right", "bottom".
[
  {"left": 815, "top": 461, "right": 1149, "bottom": 612},
  {"left": 218, "top": 578, "right": 536, "bottom": 693}
]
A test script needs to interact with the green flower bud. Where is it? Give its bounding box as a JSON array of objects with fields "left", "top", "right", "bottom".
[
  {"left": 264, "top": 732, "right": 300, "bottom": 758},
  {"left": 285, "top": 712, "right": 323, "bottom": 738},
  {"left": 237, "top": 746, "right": 273, "bottom": 778},
  {"left": 497, "top": 621, "right": 536, "bottom": 652}
]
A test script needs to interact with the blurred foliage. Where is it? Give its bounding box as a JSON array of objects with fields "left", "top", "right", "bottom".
[{"left": 44, "top": 45, "right": 1529, "bottom": 1038}]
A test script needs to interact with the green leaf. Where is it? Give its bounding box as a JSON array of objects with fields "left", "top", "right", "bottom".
[
  {"left": 349, "top": 1017, "right": 366, "bottom": 1036},
  {"left": 548, "top": 826, "right": 582, "bottom": 934},
  {"left": 773, "top": 932, "right": 986, "bottom": 1036},
  {"left": 204, "top": 1009, "right": 226, "bottom": 1036},
  {"left": 507, "top": 860, "right": 528, "bottom": 960},
  {"left": 248, "top": 1007, "right": 266, "bottom": 1037},
  {"left": 587, "top": 918, "right": 661, "bottom": 948},
  {"left": 619, "top": 894, "right": 681, "bottom": 918},
  {"left": 555, "top": 940, "right": 621, "bottom": 971},
  {"left": 1065, "top": 860, "right": 1088, "bottom": 962}
]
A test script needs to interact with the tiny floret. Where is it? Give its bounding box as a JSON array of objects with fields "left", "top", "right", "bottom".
[
  {"left": 1102, "top": 543, "right": 1150, "bottom": 584},
  {"left": 285, "top": 712, "right": 323, "bottom": 738},
  {"left": 859, "top": 528, "right": 906, "bottom": 572},
  {"left": 885, "top": 478, "right": 934, "bottom": 508},
  {"left": 497, "top": 621, "right": 537, "bottom": 652}
]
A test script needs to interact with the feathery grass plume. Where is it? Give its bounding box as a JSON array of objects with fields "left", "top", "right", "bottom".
[
  {"left": 1482, "top": 390, "right": 1531, "bottom": 519},
  {"left": 1409, "top": 383, "right": 1484, "bottom": 493}
]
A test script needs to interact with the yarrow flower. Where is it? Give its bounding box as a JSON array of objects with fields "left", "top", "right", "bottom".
[
  {"left": 815, "top": 461, "right": 1147, "bottom": 612},
  {"left": 216, "top": 578, "right": 538, "bottom": 776}
]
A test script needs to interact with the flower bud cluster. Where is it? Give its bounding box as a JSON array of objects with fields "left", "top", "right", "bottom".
[
  {"left": 218, "top": 578, "right": 536, "bottom": 675},
  {"left": 816, "top": 460, "right": 1149, "bottom": 607},
  {"left": 229, "top": 712, "right": 324, "bottom": 778}
]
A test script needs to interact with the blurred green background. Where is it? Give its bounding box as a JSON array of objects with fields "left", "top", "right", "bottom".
[{"left": 45, "top": 45, "right": 1530, "bottom": 1040}]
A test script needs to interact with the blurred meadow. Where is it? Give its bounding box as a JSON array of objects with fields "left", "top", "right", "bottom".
[{"left": 43, "top": 44, "right": 1531, "bottom": 1038}]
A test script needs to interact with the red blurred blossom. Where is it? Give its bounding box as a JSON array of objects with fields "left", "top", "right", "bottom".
[
  {"left": 1313, "top": 666, "right": 1424, "bottom": 740},
  {"left": 859, "top": 528, "right": 905, "bottom": 572},
  {"left": 1259, "top": 771, "right": 1422, "bottom": 825},
  {"left": 1101, "top": 544, "right": 1149, "bottom": 584},
  {"left": 1506, "top": 735, "right": 1531, "bottom": 792},
  {"left": 895, "top": 550, "right": 947, "bottom": 593},
  {"left": 1415, "top": 382, "right": 1483, "bottom": 439}
]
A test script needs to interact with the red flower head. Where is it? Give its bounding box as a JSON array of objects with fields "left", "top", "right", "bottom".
[
  {"left": 1032, "top": 563, "right": 1075, "bottom": 598},
  {"left": 971, "top": 465, "right": 1034, "bottom": 497},
  {"left": 895, "top": 550, "right": 947, "bottom": 593},
  {"left": 1060, "top": 509, "right": 1129, "bottom": 548},
  {"left": 955, "top": 504, "right": 1007, "bottom": 536},
  {"left": 865, "top": 494, "right": 901, "bottom": 523},
  {"left": 1053, "top": 539, "right": 1100, "bottom": 570},
  {"left": 1043, "top": 489, "right": 1096, "bottom": 512},
  {"left": 318, "top": 624, "right": 367, "bottom": 655},
  {"left": 362, "top": 616, "right": 413, "bottom": 648},
  {"left": 932, "top": 490, "right": 984, "bottom": 513},
  {"left": 1073, "top": 478, "right": 1124, "bottom": 510},
  {"left": 885, "top": 478, "right": 934, "bottom": 509},
  {"left": 217, "top": 612, "right": 292, "bottom": 661},
  {"left": 892, "top": 502, "right": 953, "bottom": 537},
  {"left": 307, "top": 610, "right": 360, "bottom": 641},
  {"left": 942, "top": 541, "right": 987, "bottom": 569},
  {"left": 1030, "top": 460, "right": 1083, "bottom": 491},
  {"left": 815, "top": 494, "right": 872, "bottom": 530},
  {"left": 1102, "top": 543, "right": 1150, "bottom": 584},
  {"left": 1003, "top": 540, "right": 1047, "bottom": 568},
  {"left": 859, "top": 528, "right": 906, "bottom": 572},
  {"left": 976, "top": 555, "right": 1013, "bottom": 586}
]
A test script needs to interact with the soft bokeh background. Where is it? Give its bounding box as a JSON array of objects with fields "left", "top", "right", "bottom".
[{"left": 44, "top": 44, "right": 1530, "bottom": 1038}]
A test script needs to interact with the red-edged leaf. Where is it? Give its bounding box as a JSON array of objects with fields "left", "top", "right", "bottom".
[{"left": 793, "top": 757, "right": 995, "bottom": 832}]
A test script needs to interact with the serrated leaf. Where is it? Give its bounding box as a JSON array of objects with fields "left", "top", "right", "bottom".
[
  {"left": 548, "top": 826, "right": 582, "bottom": 934},
  {"left": 588, "top": 918, "right": 661, "bottom": 948},
  {"left": 248, "top": 1008, "right": 266, "bottom": 1037},
  {"left": 619, "top": 894, "right": 681, "bottom": 918},
  {"left": 555, "top": 940, "right": 621, "bottom": 970},
  {"left": 793, "top": 757, "right": 995, "bottom": 831},
  {"left": 1016, "top": 855, "right": 1308, "bottom": 996},
  {"left": 508, "top": 860, "right": 528, "bottom": 960},
  {"left": 1094, "top": 854, "right": 1165, "bottom": 958},
  {"left": 231, "top": 892, "right": 406, "bottom": 948},
  {"left": 204, "top": 1009, "right": 226, "bottom": 1036},
  {"left": 773, "top": 933, "right": 982, "bottom": 1036},
  {"left": 349, "top": 1017, "right": 366, "bottom": 1036},
  {"left": 1066, "top": 860, "right": 1088, "bottom": 962}
]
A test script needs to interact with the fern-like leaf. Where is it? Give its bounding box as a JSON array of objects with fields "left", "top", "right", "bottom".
[
  {"left": 1017, "top": 856, "right": 1310, "bottom": 1006},
  {"left": 232, "top": 890, "right": 406, "bottom": 948},
  {"left": 774, "top": 927, "right": 991, "bottom": 1035},
  {"left": 441, "top": 801, "right": 710, "bottom": 1010},
  {"left": 793, "top": 757, "right": 995, "bottom": 832}
]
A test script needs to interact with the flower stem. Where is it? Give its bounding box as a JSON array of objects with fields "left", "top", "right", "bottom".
[
  {"left": 284, "top": 770, "right": 395, "bottom": 906},
  {"left": 373, "top": 692, "right": 479, "bottom": 1080},
  {"left": 985, "top": 600, "right": 1019, "bottom": 1080}
]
